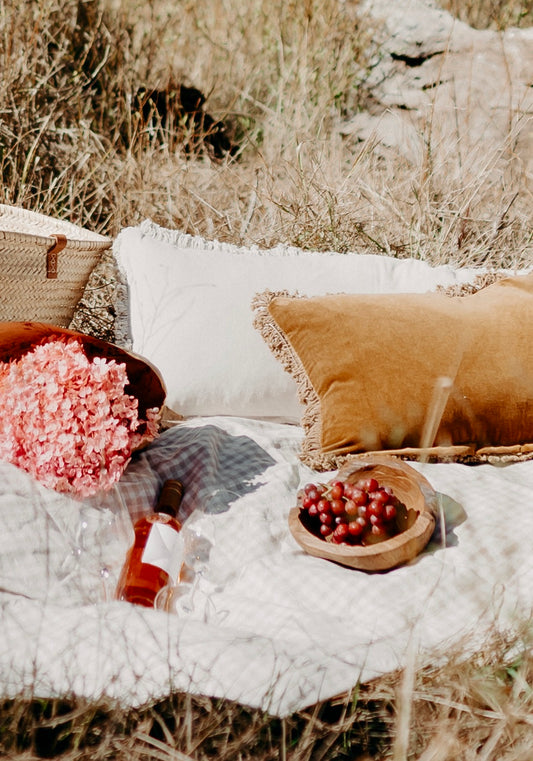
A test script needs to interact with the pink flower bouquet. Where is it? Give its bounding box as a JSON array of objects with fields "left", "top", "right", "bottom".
[{"left": 0, "top": 337, "right": 160, "bottom": 496}]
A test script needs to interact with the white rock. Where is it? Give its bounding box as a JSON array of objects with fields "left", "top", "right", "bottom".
[{"left": 342, "top": 0, "right": 533, "bottom": 176}]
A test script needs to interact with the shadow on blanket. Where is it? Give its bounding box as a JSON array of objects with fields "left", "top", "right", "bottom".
[
  {"left": 425, "top": 494, "right": 467, "bottom": 552},
  {"left": 121, "top": 424, "right": 277, "bottom": 521}
]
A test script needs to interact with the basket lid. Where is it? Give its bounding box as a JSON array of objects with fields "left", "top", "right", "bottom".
[
  {"left": 0, "top": 204, "right": 111, "bottom": 247},
  {"left": 0, "top": 322, "right": 166, "bottom": 416}
]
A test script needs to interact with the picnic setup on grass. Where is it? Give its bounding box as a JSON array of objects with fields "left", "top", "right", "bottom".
[{"left": 1, "top": 201, "right": 533, "bottom": 719}]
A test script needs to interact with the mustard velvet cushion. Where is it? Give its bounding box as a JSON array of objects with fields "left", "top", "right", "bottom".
[{"left": 253, "top": 274, "right": 533, "bottom": 469}]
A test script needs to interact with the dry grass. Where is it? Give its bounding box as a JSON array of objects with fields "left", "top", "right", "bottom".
[
  {"left": 1, "top": 0, "right": 533, "bottom": 758},
  {"left": 1, "top": 0, "right": 530, "bottom": 267},
  {"left": 3, "top": 625, "right": 533, "bottom": 759},
  {"left": 440, "top": 0, "right": 533, "bottom": 28}
]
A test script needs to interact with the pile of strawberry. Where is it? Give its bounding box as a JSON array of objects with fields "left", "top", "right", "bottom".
[{"left": 298, "top": 476, "right": 405, "bottom": 545}]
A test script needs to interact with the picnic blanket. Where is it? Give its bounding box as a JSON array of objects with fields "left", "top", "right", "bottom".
[{"left": 1, "top": 414, "right": 532, "bottom": 716}]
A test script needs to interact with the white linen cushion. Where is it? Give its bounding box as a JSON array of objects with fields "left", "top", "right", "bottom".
[{"left": 114, "top": 220, "right": 484, "bottom": 420}]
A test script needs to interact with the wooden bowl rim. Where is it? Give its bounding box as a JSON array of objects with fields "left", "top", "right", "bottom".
[
  {"left": 289, "top": 457, "right": 437, "bottom": 570},
  {"left": 289, "top": 505, "right": 435, "bottom": 558}
]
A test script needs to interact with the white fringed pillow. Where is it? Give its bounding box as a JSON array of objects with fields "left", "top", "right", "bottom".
[{"left": 114, "top": 221, "right": 484, "bottom": 420}]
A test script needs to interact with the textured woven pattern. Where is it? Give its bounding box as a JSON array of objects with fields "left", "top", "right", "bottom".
[{"left": 0, "top": 204, "right": 111, "bottom": 327}]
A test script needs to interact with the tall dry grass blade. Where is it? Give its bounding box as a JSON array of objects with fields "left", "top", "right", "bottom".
[
  {"left": 392, "top": 635, "right": 418, "bottom": 761},
  {"left": 134, "top": 731, "right": 196, "bottom": 761},
  {"left": 415, "top": 727, "right": 459, "bottom": 761},
  {"left": 418, "top": 376, "right": 455, "bottom": 459},
  {"left": 477, "top": 722, "right": 508, "bottom": 761}
]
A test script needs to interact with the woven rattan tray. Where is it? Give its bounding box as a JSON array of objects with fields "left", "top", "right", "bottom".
[{"left": 0, "top": 204, "right": 112, "bottom": 328}]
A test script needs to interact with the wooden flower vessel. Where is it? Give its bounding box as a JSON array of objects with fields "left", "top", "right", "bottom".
[
  {"left": 0, "top": 321, "right": 166, "bottom": 415},
  {"left": 288, "top": 456, "right": 437, "bottom": 572}
]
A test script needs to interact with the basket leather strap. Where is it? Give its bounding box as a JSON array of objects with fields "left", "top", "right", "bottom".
[{"left": 46, "top": 234, "right": 67, "bottom": 279}]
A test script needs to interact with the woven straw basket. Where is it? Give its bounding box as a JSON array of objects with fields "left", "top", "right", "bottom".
[{"left": 0, "top": 204, "right": 112, "bottom": 328}]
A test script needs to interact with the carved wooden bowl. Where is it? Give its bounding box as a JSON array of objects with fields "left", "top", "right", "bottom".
[
  {"left": 0, "top": 321, "right": 166, "bottom": 415},
  {"left": 288, "top": 456, "right": 437, "bottom": 572}
]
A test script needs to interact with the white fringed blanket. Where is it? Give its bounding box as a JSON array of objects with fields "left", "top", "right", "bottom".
[{"left": 1, "top": 414, "right": 533, "bottom": 716}]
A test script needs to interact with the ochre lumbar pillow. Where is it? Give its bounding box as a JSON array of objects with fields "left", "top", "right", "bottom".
[{"left": 253, "top": 274, "right": 533, "bottom": 469}]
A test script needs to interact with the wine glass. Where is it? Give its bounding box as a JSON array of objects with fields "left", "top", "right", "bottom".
[{"left": 76, "top": 483, "right": 135, "bottom": 602}]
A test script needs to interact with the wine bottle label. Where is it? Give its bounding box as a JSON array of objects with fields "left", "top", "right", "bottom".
[{"left": 141, "top": 523, "right": 184, "bottom": 581}]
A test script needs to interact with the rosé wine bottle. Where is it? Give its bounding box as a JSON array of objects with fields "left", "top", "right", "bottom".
[{"left": 115, "top": 480, "right": 185, "bottom": 607}]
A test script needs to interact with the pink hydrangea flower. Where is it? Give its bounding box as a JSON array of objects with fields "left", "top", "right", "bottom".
[{"left": 0, "top": 338, "right": 159, "bottom": 496}]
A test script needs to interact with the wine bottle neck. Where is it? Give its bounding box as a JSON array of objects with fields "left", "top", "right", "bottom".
[{"left": 155, "top": 479, "right": 184, "bottom": 517}]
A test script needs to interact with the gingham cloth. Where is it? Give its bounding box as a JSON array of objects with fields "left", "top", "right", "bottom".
[
  {"left": 117, "top": 418, "right": 283, "bottom": 523},
  {"left": 1, "top": 415, "right": 533, "bottom": 716}
]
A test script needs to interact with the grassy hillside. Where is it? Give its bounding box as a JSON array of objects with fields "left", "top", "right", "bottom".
[{"left": 1, "top": 0, "right": 531, "bottom": 268}]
